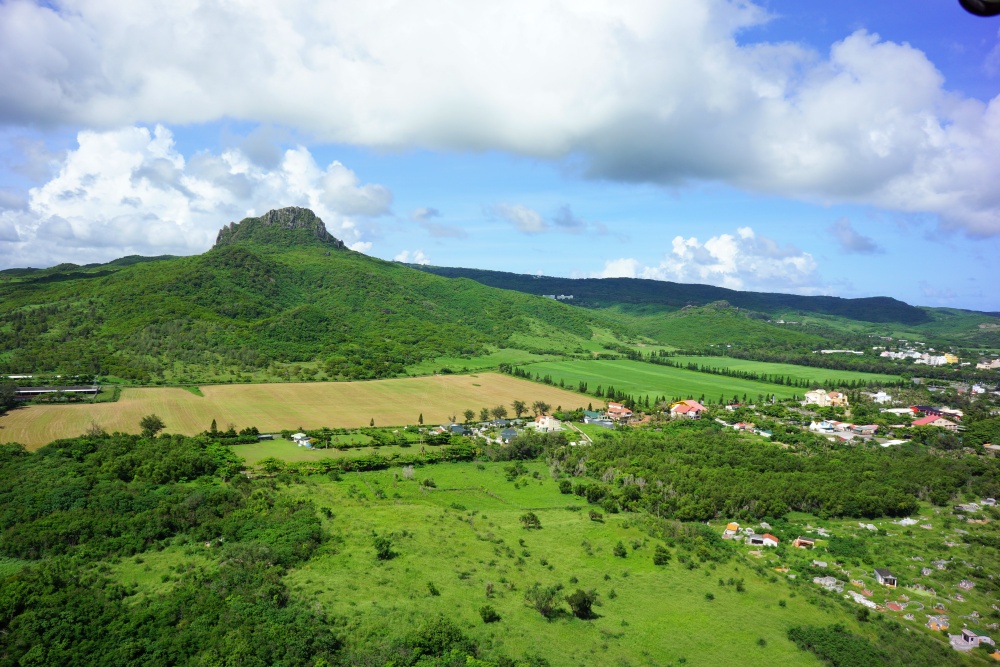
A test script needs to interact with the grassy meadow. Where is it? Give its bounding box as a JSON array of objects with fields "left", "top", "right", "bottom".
[
  {"left": 0, "top": 373, "right": 585, "bottom": 450},
  {"left": 668, "top": 356, "right": 901, "bottom": 385},
  {"left": 521, "top": 359, "right": 804, "bottom": 403},
  {"left": 117, "top": 459, "right": 844, "bottom": 666}
]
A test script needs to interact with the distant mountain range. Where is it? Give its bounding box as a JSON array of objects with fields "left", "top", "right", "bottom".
[{"left": 413, "top": 266, "right": 932, "bottom": 325}]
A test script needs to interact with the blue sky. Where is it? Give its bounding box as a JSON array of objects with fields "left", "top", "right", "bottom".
[{"left": 1, "top": 1, "right": 999, "bottom": 310}]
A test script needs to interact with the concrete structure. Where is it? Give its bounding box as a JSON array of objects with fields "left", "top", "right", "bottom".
[
  {"left": 863, "top": 390, "right": 893, "bottom": 404},
  {"left": 533, "top": 415, "right": 562, "bottom": 432},
  {"left": 803, "top": 389, "right": 848, "bottom": 407}
]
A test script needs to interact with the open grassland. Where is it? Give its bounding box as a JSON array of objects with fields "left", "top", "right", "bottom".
[
  {"left": 522, "top": 359, "right": 803, "bottom": 402},
  {"left": 0, "top": 373, "right": 585, "bottom": 450},
  {"left": 110, "top": 461, "right": 838, "bottom": 666},
  {"left": 283, "top": 463, "right": 837, "bottom": 666},
  {"left": 669, "top": 356, "right": 901, "bottom": 385}
]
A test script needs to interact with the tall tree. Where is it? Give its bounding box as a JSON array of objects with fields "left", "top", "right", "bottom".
[{"left": 511, "top": 400, "right": 527, "bottom": 418}]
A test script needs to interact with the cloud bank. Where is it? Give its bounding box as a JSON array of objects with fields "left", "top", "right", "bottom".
[
  {"left": 2, "top": 1, "right": 1000, "bottom": 235},
  {"left": 593, "top": 227, "right": 821, "bottom": 293},
  {"left": 489, "top": 203, "right": 602, "bottom": 235},
  {"left": 829, "top": 218, "right": 883, "bottom": 254},
  {"left": 0, "top": 125, "right": 390, "bottom": 266}
]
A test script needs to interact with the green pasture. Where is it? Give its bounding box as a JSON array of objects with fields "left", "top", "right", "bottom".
[
  {"left": 668, "top": 356, "right": 900, "bottom": 385},
  {"left": 273, "top": 461, "right": 835, "bottom": 666},
  {"left": 228, "top": 436, "right": 431, "bottom": 466},
  {"left": 521, "top": 359, "right": 804, "bottom": 402},
  {"left": 406, "top": 348, "right": 560, "bottom": 375}
]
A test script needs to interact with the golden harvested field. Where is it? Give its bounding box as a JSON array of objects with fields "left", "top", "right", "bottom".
[{"left": 0, "top": 373, "right": 585, "bottom": 450}]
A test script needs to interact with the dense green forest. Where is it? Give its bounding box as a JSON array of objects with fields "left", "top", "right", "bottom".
[{"left": 546, "top": 421, "right": 1000, "bottom": 520}]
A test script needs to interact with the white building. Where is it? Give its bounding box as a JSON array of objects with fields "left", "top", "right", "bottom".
[
  {"left": 532, "top": 415, "right": 563, "bottom": 432},
  {"left": 863, "top": 391, "right": 892, "bottom": 404},
  {"left": 803, "top": 389, "right": 848, "bottom": 407}
]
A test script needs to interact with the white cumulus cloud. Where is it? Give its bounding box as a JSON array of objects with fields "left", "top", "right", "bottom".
[
  {"left": 2, "top": 2, "right": 1000, "bottom": 235},
  {"left": 489, "top": 204, "right": 547, "bottom": 234},
  {"left": 592, "top": 258, "right": 640, "bottom": 279},
  {"left": 593, "top": 227, "right": 821, "bottom": 293},
  {"left": 393, "top": 249, "right": 430, "bottom": 265},
  {"left": 0, "top": 125, "right": 391, "bottom": 267}
]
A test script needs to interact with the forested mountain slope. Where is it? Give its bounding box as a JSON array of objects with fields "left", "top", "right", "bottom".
[
  {"left": 413, "top": 266, "right": 934, "bottom": 325},
  {"left": 0, "top": 208, "right": 625, "bottom": 382}
]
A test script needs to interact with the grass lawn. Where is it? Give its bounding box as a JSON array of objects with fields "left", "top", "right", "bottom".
[
  {"left": 668, "top": 356, "right": 900, "bottom": 385},
  {"left": 276, "top": 462, "right": 835, "bottom": 666},
  {"left": 0, "top": 373, "right": 587, "bottom": 450},
  {"left": 521, "top": 359, "right": 804, "bottom": 403}
]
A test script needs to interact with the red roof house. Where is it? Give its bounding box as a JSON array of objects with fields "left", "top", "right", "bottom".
[
  {"left": 606, "top": 402, "right": 633, "bottom": 421},
  {"left": 670, "top": 399, "right": 707, "bottom": 419}
]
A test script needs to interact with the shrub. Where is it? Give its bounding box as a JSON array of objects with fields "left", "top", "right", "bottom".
[
  {"left": 427, "top": 581, "right": 440, "bottom": 596},
  {"left": 613, "top": 541, "right": 627, "bottom": 558},
  {"left": 589, "top": 510, "right": 604, "bottom": 522},
  {"left": 374, "top": 536, "right": 395, "bottom": 561},
  {"left": 479, "top": 605, "right": 501, "bottom": 623},
  {"left": 421, "top": 478, "right": 437, "bottom": 488},
  {"left": 653, "top": 544, "right": 671, "bottom": 566},
  {"left": 520, "top": 512, "right": 542, "bottom": 530},
  {"left": 558, "top": 480, "right": 572, "bottom": 494},
  {"left": 565, "top": 588, "right": 598, "bottom": 619},
  {"left": 524, "top": 582, "right": 562, "bottom": 618}
]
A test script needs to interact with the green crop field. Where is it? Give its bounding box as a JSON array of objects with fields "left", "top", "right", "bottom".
[
  {"left": 0, "top": 373, "right": 586, "bottom": 450},
  {"left": 668, "top": 356, "right": 900, "bottom": 385},
  {"left": 521, "top": 359, "right": 805, "bottom": 403}
]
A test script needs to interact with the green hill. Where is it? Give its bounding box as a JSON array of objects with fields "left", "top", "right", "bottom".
[
  {"left": 0, "top": 208, "right": 629, "bottom": 383},
  {"left": 413, "top": 266, "right": 1000, "bottom": 352},
  {"left": 413, "top": 265, "right": 934, "bottom": 325}
]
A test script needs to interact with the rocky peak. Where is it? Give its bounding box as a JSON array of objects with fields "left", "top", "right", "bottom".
[{"left": 214, "top": 207, "right": 346, "bottom": 249}]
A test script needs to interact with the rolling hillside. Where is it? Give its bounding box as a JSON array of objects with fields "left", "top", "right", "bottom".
[
  {"left": 413, "top": 265, "right": 934, "bottom": 324},
  {"left": 0, "top": 208, "right": 630, "bottom": 383}
]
